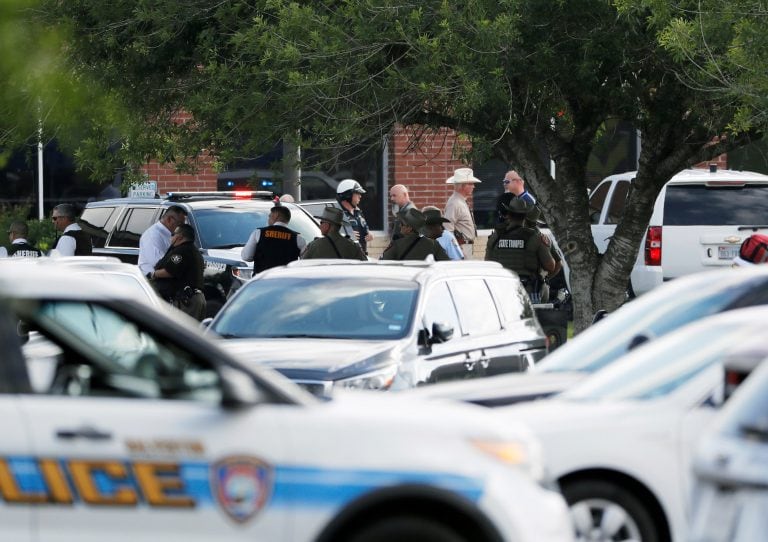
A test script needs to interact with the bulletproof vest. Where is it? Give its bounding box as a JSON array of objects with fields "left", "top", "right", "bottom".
[
  {"left": 488, "top": 225, "right": 541, "bottom": 280},
  {"left": 8, "top": 242, "right": 42, "bottom": 258},
  {"left": 253, "top": 225, "right": 300, "bottom": 273},
  {"left": 55, "top": 229, "right": 93, "bottom": 256},
  {"left": 342, "top": 208, "right": 369, "bottom": 253}
]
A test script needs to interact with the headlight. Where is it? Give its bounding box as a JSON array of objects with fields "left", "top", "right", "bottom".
[
  {"left": 470, "top": 438, "right": 545, "bottom": 482},
  {"left": 334, "top": 365, "right": 398, "bottom": 391}
]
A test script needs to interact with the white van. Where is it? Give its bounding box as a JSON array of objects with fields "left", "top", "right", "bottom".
[{"left": 589, "top": 167, "right": 768, "bottom": 295}]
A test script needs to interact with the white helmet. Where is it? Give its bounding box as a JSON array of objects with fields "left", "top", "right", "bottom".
[
  {"left": 337, "top": 179, "right": 366, "bottom": 194},
  {"left": 337, "top": 179, "right": 366, "bottom": 204}
]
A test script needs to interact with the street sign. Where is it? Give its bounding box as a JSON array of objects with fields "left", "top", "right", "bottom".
[{"left": 128, "top": 181, "right": 158, "bottom": 198}]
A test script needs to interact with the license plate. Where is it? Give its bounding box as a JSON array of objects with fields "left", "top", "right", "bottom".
[{"left": 718, "top": 246, "right": 739, "bottom": 260}]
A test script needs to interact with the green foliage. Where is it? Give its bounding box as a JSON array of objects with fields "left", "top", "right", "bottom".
[{"left": 0, "top": 204, "right": 56, "bottom": 252}]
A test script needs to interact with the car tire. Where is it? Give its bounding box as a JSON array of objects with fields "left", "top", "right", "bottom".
[
  {"left": 562, "top": 479, "right": 660, "bottom": 542},
  {"left": 345, "top": 515, "right": 466, "bottom": 542},
  {"left": 546, "top": 327, "right": 566, "bottom": 351}
]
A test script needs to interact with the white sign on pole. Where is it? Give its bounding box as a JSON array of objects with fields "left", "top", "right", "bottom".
[{"left": 128, "top": 181, "right": 158, "bottom": 198}]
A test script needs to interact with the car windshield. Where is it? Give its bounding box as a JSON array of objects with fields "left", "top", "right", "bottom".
[
  {"left": 211, "top": 277, "right": 419, "bottom": 340},
  {"left": 664, "top": 184, "right": 768, "bottom": 225},
  {"left": 538, "top": 272, "right": 768, "bottom": 374},
  {"left": 193, "top": 205, "right": 320, "bottom": 249},
  {"left": 560, "top": 317, "right": 761, "bottom": 402}
]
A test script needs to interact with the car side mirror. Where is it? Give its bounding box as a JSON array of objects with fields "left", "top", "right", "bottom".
[
  {"left": 430, "top": 321, "right": 454, "bottom": 344},
  {"left": 200, "top": 317, "right": 213, "bottom": 329}
]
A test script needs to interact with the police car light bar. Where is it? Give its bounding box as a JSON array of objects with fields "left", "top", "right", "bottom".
[{"left": 166, "top": 191, "right": 275, "bottom": 201}]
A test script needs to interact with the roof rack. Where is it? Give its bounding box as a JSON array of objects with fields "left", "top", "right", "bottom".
[{"left": 165, "top": 191, "right": 275, "bottom": 201}]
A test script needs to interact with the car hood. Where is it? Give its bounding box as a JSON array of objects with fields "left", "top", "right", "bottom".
[
  {"left": 203, "top": 247, "right": 246, "bottom": 265},
  {"left": 217, "top": 338, "right": 397, "bottom": 379},
  {"left": 399, "top": 371, "right": 586, "bottom": 407}
]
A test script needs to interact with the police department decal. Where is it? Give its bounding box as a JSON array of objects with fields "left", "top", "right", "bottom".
[
  {"left": 171, "top": 254, "right": 183, "bottom": 264},
  {"left": 212, "top": 456, "right": 273, "bottom": 523}
]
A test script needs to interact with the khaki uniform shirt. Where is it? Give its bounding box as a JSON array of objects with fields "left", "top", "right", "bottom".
[
  {"left": 444, "top": 191, "right": 476, "bottom": 243},
  {"left": 302, "top": 230, "right": 366, "bottom": 260},
  {"left": 382, "top": 233, "right": 450, "bottom": 261}
]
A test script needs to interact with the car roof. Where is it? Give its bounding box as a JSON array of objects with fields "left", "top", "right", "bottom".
[
  {"left": 600, "top": 168, "right": 768, "bottom": 185},
  {"left": 0, "top": 262, "right": 144, "bottom": 300},
  {"left": 86, "top": 193, "right": 282, "bottom": 210},
  {"left": 257, "top": 259, "right": 513, "bottom": 282}
]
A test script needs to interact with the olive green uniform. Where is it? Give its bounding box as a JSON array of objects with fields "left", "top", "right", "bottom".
[
  {"left": 485, "top": 224, "right": 551, "bottom": 291},
  {"left": 303, "top": 230, "right": 367, "bottom": 260},
  {"left": 382, "top": 233, "right": 450, "bottom": 261}
]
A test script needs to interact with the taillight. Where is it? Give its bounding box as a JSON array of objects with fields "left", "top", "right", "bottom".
[{"left": 645, "top": 226, "right": 662, "bottom": 266}]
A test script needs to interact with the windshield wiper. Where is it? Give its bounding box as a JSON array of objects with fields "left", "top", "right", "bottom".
[
  {"left": 740, "top": 423, "right": 768, "bottom": 442},
  {"left": 217, "top": 333, "right": 244, "bottom": 339},
  {"left": 268, "top": 334, "right": 335, "bottom": 339}
]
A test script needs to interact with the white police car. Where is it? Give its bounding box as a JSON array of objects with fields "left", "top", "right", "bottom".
[{"left": 0, "top": 264, "right": 573, "bottom": 542}]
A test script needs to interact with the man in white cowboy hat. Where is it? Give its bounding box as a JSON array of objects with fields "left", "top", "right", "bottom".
[
  {"left": 444, "top": 167, "right": 481, "bottom": 259},
  {"left": 303, "top": 206, "right": 367, "bottom": 260}
]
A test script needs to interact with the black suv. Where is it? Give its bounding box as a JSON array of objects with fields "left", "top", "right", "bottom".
[{"left": 80, "top": 192, "right": 322, "bottom": 316}]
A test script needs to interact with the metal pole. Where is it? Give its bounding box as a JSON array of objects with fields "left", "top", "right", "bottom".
[
  {"left": 282, "top": 132, "right": 301, "bottom": 201},
  {"left": 37, "top": 123, "right": 44, "bottom": 220}
]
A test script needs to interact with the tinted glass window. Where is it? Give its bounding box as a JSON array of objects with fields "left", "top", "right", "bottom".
[
  {"left": 422, "top": 281, "right": 461, "bottom": 336},
  {"left": 448, "top": 279, "right": 502, "bottom": 336},
  {"left": 664, "top": 184, "right": 768, "bottom": 225},
  {"left": 212, "top": 277, "right": 418, "bottom": 340},
  {"left": 588, "top": 182, "right": 611, "bottom": 224},
  {"left": 24, "top": 301, "right": 220, "bottom": 402},
  {"left": 80, "top": 207, "right": 116, "bottom": 248},
  {"left": 110, "top": 208, "right": 157, "bottom": 248},
  {"left": 486, "top": 277, "right": 533, "bottom": 325},
  {"left": 605, "top": 180, "right": 631, "bottom": 225}
]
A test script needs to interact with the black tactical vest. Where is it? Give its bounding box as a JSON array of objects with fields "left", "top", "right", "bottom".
[
  {"left": 253, "top": 225, "right": 301, "bottom": 273},
  {"left": 487, "top": 225, "right": 541, "bottom": 280},
  {"left": 8, "top": 242, "right": 42, "bottom": 258},
  {"left": 54, "top": 229, "right": 93, "bottom": 256}
]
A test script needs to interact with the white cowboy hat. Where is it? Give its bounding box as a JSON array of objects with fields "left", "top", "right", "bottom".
[{"left": 446, "top": 167, "right": 481, "bottom": 184}]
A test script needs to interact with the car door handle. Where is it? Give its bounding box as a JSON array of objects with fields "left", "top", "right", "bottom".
[{"left": 56, "top": 426, "right": 113, "bottom": 441}]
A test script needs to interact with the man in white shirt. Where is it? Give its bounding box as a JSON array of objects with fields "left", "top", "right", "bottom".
[
  {"left": 444, "top": 167, "right": 481, "bottom": 260},
  {"left": 51, "top": 204, "right": 92, "bottom": 256},
  {"left": 138, "top": 205, "right": 188, "bottom": 277},
  {"left": 241, "top": 205, "right": 307, "bottom": 272},
  {"left": 0, "top": 221, "right": 43, "bottom": 258}
]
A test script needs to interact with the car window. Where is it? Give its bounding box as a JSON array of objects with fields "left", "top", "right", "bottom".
[
  {"left": 486, "top": 277, "right": 533, "bottom": 326},
  {"left": 539, "top": 273, "right": 768, "bottom": 374},
  {"left": 663, "top": 184, "right": 768, "bottom": 226},
  {"left": 212, "top": 277, "right": 418, "bottom": 340},
  {"left": 716, "top": 362, "right": 768, "bottom": 440},
  {"left": 23, "top": 301, "right": 221, "bottom": 402},
  {"left": 447, "top": 279, "right": 502, "bottom": 336},
  {"left": 79, "top": 207, "right": 116, "bottom": 248},
  {"left": 588, "top": 181, "right": 611, "bottom": 224},
  {"left": 193, "top": 208, "right": 270, "bottom": 248},
  {"left": 422, "top": 281, "right": 461, "bottom": 336},
  {"left": 605, "top": 180, "right": 631, "bottom": 225},
  {"left": 562, "top": 319, "right": 754, "bottom": 402},
  {"left": 109, "top": 208, "right": 158, "bottom": 248}
]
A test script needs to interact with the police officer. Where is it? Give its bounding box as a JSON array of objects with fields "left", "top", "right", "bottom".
[
  {"left": 150, "top": 223, "right": 206, "bottom": 320},
  {"left": 241, "top": 205, "right": 307, "bottom": 273},
  {"left": 51, "top": 203, "right": 92, "bottom": 256},
  {"left": 303, "top": 207, "right": 367, "bottom": 260},
  {"left": 382, "top": 208, "right": 450, "bottom": 261},
  {"left": 524, "top": 205, "right": 564, "bottom": 301},
  {"left": 336, "top": 179, "right": 372, "bottom": 255},
  {"left": 485, "top": 197, "right": 555, "bottom": 297},
  {"left": 1, "top": 222, "right": 43, "bottom": 258}
]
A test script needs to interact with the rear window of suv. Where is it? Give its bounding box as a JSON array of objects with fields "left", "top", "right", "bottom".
[{"left": 663, "top": 184, "right": 768, "bottom": 226}]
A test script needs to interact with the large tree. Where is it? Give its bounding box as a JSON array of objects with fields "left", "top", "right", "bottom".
[{"left": 44, "top": 0, "right": 763, "bottom": 330}]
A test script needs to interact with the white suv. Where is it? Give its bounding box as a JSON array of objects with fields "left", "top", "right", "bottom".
[{"left": 589, "top": 167, "right": 768, "bottom": 295}]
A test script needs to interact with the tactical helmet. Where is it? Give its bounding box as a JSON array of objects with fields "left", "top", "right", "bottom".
[{"left": 336, "top": 179, "right": 366, "bottom": 204}]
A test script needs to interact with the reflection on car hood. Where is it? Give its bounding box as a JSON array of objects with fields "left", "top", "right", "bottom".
[
  {"left": 217, "top": 338, "right": 396, "bottom": 378},
  {"left": 399, "top": 371, "right": 585, "bottom": 407},
  {"left": 204, "top": 247, "right": 247, "bottom": 264}
]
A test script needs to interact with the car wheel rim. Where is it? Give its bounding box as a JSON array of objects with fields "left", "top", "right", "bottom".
[{"left": 570, "top": 498, "right": 642, "bottom": 542}]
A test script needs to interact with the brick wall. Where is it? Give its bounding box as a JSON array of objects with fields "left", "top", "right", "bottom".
[
  {"left": 389, "top": 126, "right": 473, "bottom": 212},
  {"left": 140, "top": 111, "right": 218, "bottom": 193}
]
